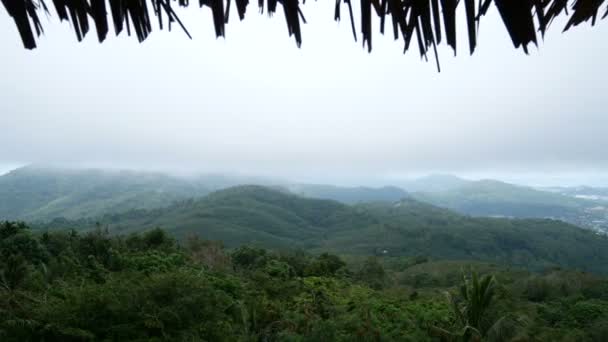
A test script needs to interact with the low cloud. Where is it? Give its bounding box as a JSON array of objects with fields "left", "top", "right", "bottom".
[{"left": 1, "top": 5, "right": 607, "bottom": 186}]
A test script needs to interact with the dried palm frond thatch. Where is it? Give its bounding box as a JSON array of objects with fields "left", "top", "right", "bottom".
[{"left": 2, "top": 0, "right": 606, "bottom": 68}]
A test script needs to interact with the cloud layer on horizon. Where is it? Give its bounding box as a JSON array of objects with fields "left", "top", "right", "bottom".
[{"left": 1, "top": 4, "right": 607, "bottom": 186}]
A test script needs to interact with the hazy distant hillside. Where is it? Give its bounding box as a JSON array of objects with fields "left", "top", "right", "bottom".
[
  {"left": 38, "top": 185, "right": 608, "bottom": 274},
  {"left": 6, "top": 167, "right": 608, "bottom": 235},
  {"left": 412, "top": 179, "right": 591, "bottom": 217},
  {"left": 0, "top": 166, "right": 212, "bottom": 221},
  {"left": 0, "top": 166, "right": 414, "bottom": 221},
  {"left": 542, "top": 185, "right": 608, "bottom": 203},
  {"left": 287, "top": 184, "right": 408, "bottom": 204},
  {"left": 399, "top": 174, "right": 470, "bottom": 193}
]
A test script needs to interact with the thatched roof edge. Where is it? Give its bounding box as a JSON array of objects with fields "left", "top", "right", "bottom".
[{"left": 2, "top": 0, "right": 606, "bottom": 70}]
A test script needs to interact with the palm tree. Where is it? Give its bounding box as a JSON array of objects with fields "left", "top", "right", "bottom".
[
  {"left": 432, "top": 271, "right": 527, "bottom": 342},
  {"left": 455, "top": 272, "right": 496, "bottom": 335}
]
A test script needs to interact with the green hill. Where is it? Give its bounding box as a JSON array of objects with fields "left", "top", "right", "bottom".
[
  {"left": 0, "top": 166, "right": 212, "bottom": 221},
  {"left": 68, "top": 185, "right": 377, "bottom": 249},
  {"left": 287, "top": 184, "right": 408, "bottom": 204},
  {"left": 0, "top": 166, "right": 410, "bottom": 222},
  {"left": 324, "top": 198, "right": 608, "bottom": 273},
  {"left": 399, "top": 174, "right": 471, "bottom": 193},
  {"left": 38, "top": 185, "right": 608, "bottom": 274},
  {"left": 411, "top": 179, "right": 591, "bottom": 218}
]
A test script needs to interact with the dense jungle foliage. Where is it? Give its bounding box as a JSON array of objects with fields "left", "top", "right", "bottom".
[{"left": 3, "top": 221, "right": 608, "bottom": 341}]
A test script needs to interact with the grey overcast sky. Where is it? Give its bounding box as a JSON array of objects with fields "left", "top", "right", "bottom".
[{"left": 0, "top": 3, "right": 607, "bottom": 186}]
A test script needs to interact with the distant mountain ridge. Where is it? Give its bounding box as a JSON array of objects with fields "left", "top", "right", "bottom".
[
  {"left": 3, "top": 166, "right": 608, "bottom": 233},
  {"left": 409, "top": 178, "right": 608, "bottom": 232},
  {"left": 412, "top": 179, "right": 588, "bottom": 216},
  {"left": 36, "top": 185, "right": 608, "bottom": 274},
  {"left": 398, "top": 174, "right": 470, "bottom": 193},
  {"left": 287, "top": 184, "right": 408, "bottom": 204},
  {"left": 0, "top": 166, "right": 413, "bottom": 221},
  {"left": 0, "top": 166, "right": 213, "bottom": 221}
]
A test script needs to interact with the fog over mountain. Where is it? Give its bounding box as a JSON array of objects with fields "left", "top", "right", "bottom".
[
  {"left": 3, "top": 2, "right": 608, "bottom": 340},
  {"left": 2, "top": 4, "right": 608, "bottom": 186},
  {"left": 1, "top": 165, "right": 607, "bottom": 234},
  {"left": 2, "top": 163, "right": 608, "bottom": 189}
]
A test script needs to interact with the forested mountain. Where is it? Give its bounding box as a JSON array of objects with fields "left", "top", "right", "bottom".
[
  {"left": 0, "top": 166, "right": 214, "bottom": 221},
  {"left": 6, "top": 183, "right": 608, "bottom": 340},
  {"left": 411, "top": 179, "right": 588, "bottom": 217},
  {"left": 399, "top": 174, "right": 471, "bottom": 193},
  {"left": 0, "top": 166, "right": 408, "bottom": 221},
  {"left": 286, "top": 184, "right": 408, "bottom": 204},
  {"left": 36, "top": 185, "right": 608, "bottom": 274},
  {"left": 7, "top": 166, "right": 607, "bottom": 233},
  {"left": 409, "top": 179, "right": 608, "bottom": 232},
  {"left": 38, "top": 185, "right": 371, "bottom": 249}
]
